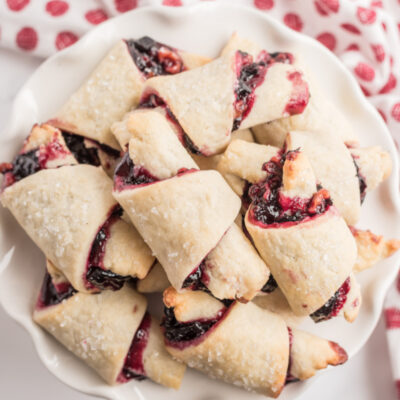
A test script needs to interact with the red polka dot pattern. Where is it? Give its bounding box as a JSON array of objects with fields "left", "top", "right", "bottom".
[
  {"left": 391, "top": 103, "right": 400, "bottom": 122},
  {"left": 114, "top": 0, "right": 137, "bottom": 12},
  {"left": 341, "top": 23, "right": 361, "bottom": 34},
  {"left": 7, "top": 0, "right": 29, "bottom": 12},
  {"left": 254, "top": 0, "right": 274, "bottom": 10},
  {"left": 354, "top": 62, "right": 375, "bottom": 82},
  {"left": 283, "top": 13, "right": 303, "bottom": 32},
  {"left": 16, "top": 27, "right": 37, "bottom": 51},
  {"left": 377, "top": 108, "right": 387, "bottom": 122},
  {"left": 316, "top": 32, "right": 336, "bottom": 51},
  {"left": 85, "top": 9, "right": 108, "bottom": 25},
  {"left": 314, "top": 0, "right": 339, "bottom": 16},
  {"left": 385, "top": 307, "right": 400, "bottom": 329},
  {"left": 357, "top": 7, "right": 377, "bottom": 25},
  {"left": 163, "top": 0, "right": 183, "bottom": 5},
  {"left": 346, "top": 43, "right": 360, "bottom": 51},
  {"left": 371, "top": 43, "right": 385, "bottom": 62},
  {"left": 45, "top": 1, "right": 69, "bottom": 16},
  {"left": 55, "top": 31, "right": 78, "bottom": 51}
]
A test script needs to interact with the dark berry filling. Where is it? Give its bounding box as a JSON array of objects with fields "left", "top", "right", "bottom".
[
  {"left": 351, "top": 157, "right": 367, "bottom": 204},
  {"left": 113, "top": 152, "right": 159, "bottom": 192},
  {"left": 139, "top": 92, "right": 202, "bottom": 155},
  {"left": 0, "top": 149, "right": 40, "bottom": 188},
  {"left": 247, "top": 150, "right": 332, "bottom": 228},
  {"left": 285, "top": 327, "right": 300, "bottom": 384},
  {"left": 62, "top": 131, "right": 120, "bottom": 166},
  {"left": 261, "top": 274, "right": 278, "bottom": 293},
  {"left": 310, "top": 277, "right": 351, "bottom": 322},
  {"left": 85, "top": 205, "right": 131, "bottom": 291},
  {"left": 233, "top": 50, "right": 294, "bottom": 130},
  {"left": 162, "top": 305, "right": 228, "bottom": 349},
  {"left": 125, "top": 36, "right": 186, "bottom": 79},
  {"left": 36, "top": 272, "right": 76, "bottom": 309},
  {"left": 118, "top": 312, "right": 152, "bottom": 383},
  {"left": 182, "top": 260, "right": 210, "bottom": 291},
  {"left": 283, "top": 71, "right": 309, "bottom": 116}
]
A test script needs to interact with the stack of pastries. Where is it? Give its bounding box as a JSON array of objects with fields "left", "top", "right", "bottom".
[{"left": 1, "top": 33, "right": 399, "bottom": 398}]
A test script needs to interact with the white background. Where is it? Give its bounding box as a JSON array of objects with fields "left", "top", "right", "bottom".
[{"left": 0, "top": 47, "right": 397, "bottom": 400}]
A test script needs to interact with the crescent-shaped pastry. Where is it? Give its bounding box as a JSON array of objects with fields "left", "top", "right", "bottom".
[
  {"left": 34, "top": 272, "right": 185, "bottom": 388},
  {"left": 162, "top": 288, "right": 347, "bottom": 398},
  {"left": 1, "top": 163, "right": 154, "bottom": 292},
  {"left": 50, "top": 37, "right": 210, "bottom": 150},
  {"left": 351, "top": 227, "right": 400, "bottom": 273},
  {"left": 140, "top": 45, "right": 309, "bottom": 155},
  {"left": 349, "top": 146, "right": 392, "bottom": 196},
  {"left": 137, "top": 262, "right": 170, "bottom": 294},
  {"left": 112, "top": 110, "right": 269, "bottom": 301},
  {"left": 221, "top": 33, "right": 359, "bottom": 147},
  {"left": 217, "top": 135, "right": 360, "bottom": 320},
  {"left": 0, "top": 123, "right": 77, "bottom": 190}
]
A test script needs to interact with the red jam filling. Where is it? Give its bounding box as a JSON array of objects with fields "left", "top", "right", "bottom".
[
  {"left": 117, "top": 312, "right": 152, "bottom": 383},
  {"left": 261, "top": 274, "right": 278, "bottom": 293},
  {"left": 113, "top": 152, "right": 159, "bottom": 192},
  {"left": 233, "top": 50, "right": 295, "bottom": 130},
  {"left": 283, "top": 71, "right": 309, "bottom": 116},
  {"left": 351, "top": 155, "right": 367, "bottom": 203},
  {"left": 62, "top": 131, "right": 121, "bottom": 166},
  {"left": 139, "top": 92, "right": 202, "bottom": 155},
  {"left": 85, "top": 205, "right": 131, "bottom": 291},
  {"left": 0, "top": 135, "right": 71, "bottom": 190},
  {"left": 125, "top": 36, "right": 186, "bottom": 79},
  {"left": 310, "top": 277, "right": 351, "bottom": 322},
  {"left": 36, "top": 273, "right": 76, "bottom": 310},
  {"left": 285, "top": 327, "right": 300, "bottom": 384},
  {"left": 162, "top": 304, "right": 230, "bottom": 350},
  {"left": 182, "top": 260, "right": 210, "bottom": 291},
  {"left": 247, "top": 150, "right": 332, "bottom": 228}
]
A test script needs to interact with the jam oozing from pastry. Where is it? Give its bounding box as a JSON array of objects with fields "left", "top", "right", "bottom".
[
  {"left": 125, "top": 36, "right": 186, "bottom": 79},
  {"left": 233, "top": 50, "right": 295, "bottom": 130},
  {"left": 139, "top": 92, "right": 202, "bottom": 155},
  {"left": 118, "top": 312, "right": 152, "bottom": 382},
  {"left": 36, "top": 273, "right": 76, "bottom": 309},
  {"left": 283, "top": 71, "right": 309, "bottom": 116},
  {"left": 62, "top": 131, "right": 120, "bottom": 166},
  {"left": 182, "top": 260, "right": 210, "bottom": 292},
  {"left": 113, "top": 152, "right": 159, "bottom": 192},
  {"left": 162, "top": 305, "right": 229, "bottom": 350},
  {"left": 85, "top": 205, "right": 131, "bottom": 290},
  {"left": 351, "top": 157, "right": 367, "bottom": 204},
  {"left": 0, "top": 135, "right": 71, "bottom": 189},
  {"left": 310, "top": 277, "right": 351, "bottom": 322},
  {"left": 248, "top": 151, "right": 332, "bottom": 228},
  {"left": 285, "top": 327, "right": 300, "bottom": 384},
  {"left": 261, "top": 274, "right": 278, "bottom": 293}
]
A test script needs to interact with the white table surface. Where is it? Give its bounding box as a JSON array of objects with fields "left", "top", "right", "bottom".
[{"left": 0, "top": 47, "right": 397, "bottom": 400}]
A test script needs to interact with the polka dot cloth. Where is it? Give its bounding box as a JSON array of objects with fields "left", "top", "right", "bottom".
[{"left": 0, "top": 0, "right": 400, "bottom": 395}]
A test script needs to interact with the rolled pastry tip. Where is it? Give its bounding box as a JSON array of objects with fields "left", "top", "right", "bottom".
[
  {"left": 191, "top": 128, "right": 254, "bottom": 171},
  {"left": 350, "top": 227, "right": 400, "bottom": 273},
  {"left": 112, "top": 110, "right": 269, "bottom": 301},
  {"left": 226, "top": 139, "right": 360, "bottom": 320},
  {"left": 1, "top": 162, "right": 154, "bottom": 293},
  {"left": 33, "top": 273, "right": 185, "bottom": 388},
  {"left": 137, "top": 261, "right": 170, "bottom": 293},
  {"left": 139, "top": 44, "right": 309, "bottom": 156},
  {"left": 349, "top": 146, "right": 392, "bottom": 198},
  {"left": 50, "top": 36, "right": 210, "bottom": 150},
  {"left": 0, "top": 123, "right": 78, "bottom": 191},
  {"left": 253, "top": 288, "right": 305, "bottom": 327},
  {"left": 162, "top": 288, "right": 347, "bottom": 398}
]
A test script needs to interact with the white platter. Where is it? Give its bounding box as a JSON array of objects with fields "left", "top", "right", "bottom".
[{"left": 0, "top": 3, "right": 399, "bottom": 400}]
